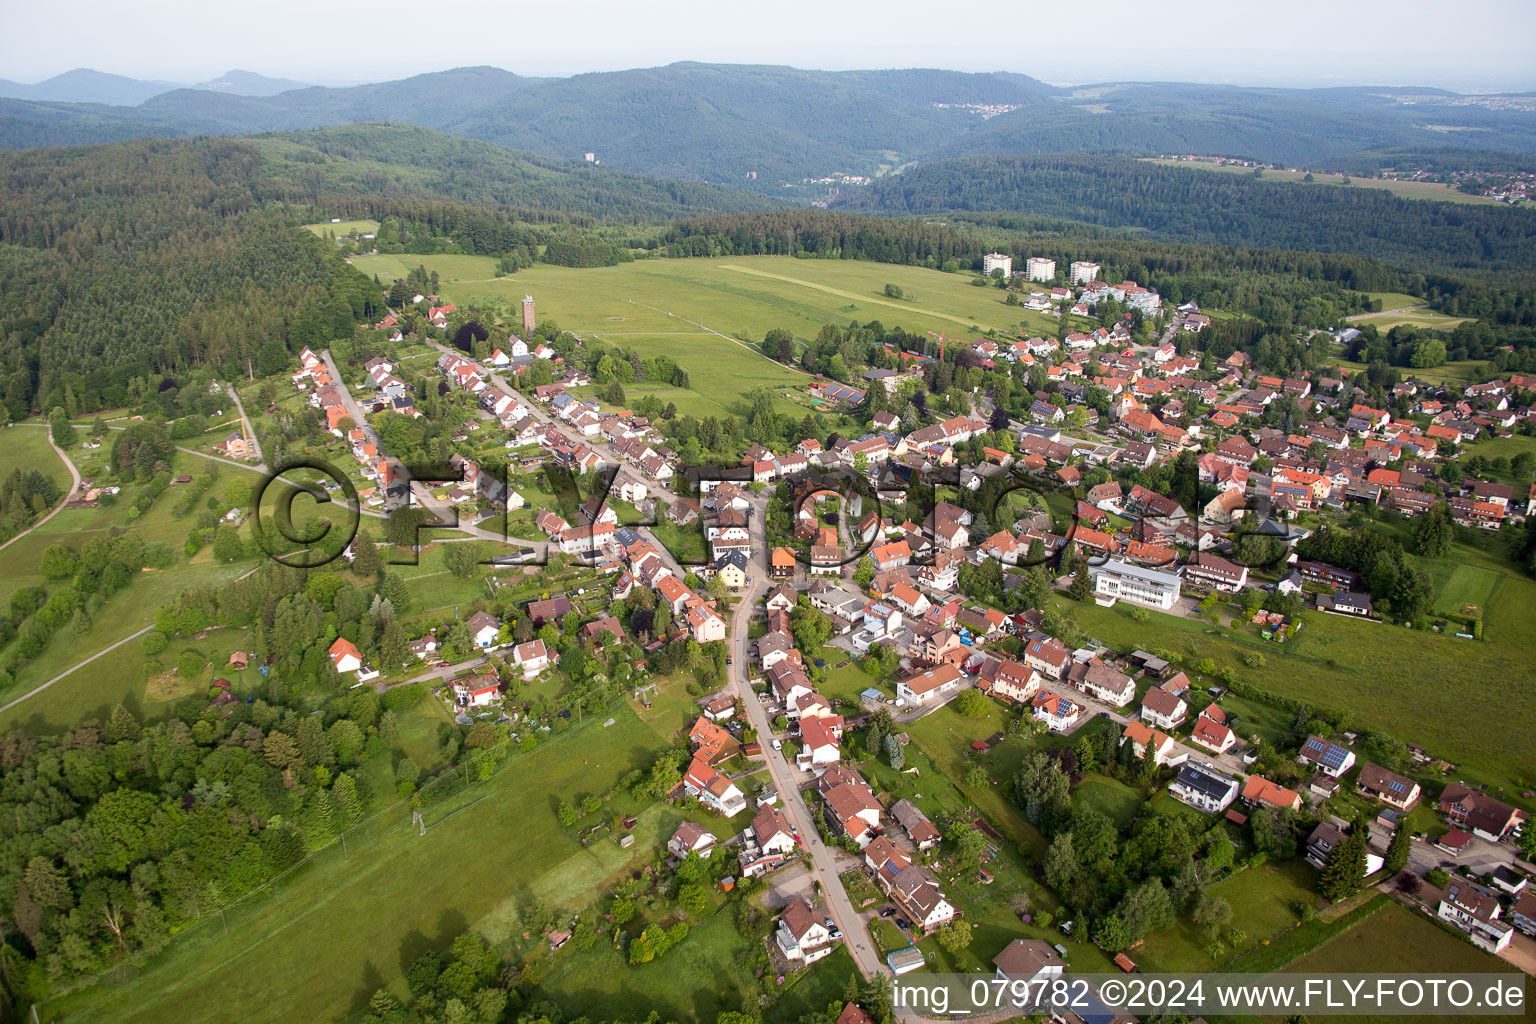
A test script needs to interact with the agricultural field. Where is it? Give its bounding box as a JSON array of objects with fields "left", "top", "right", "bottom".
[
  {"left": 41, "top": 695, "right": 735, "bottom": 1024},
  {"left": 1141, "top": 159, "right": 1501, "bottom": 206},
  {"left": 350, "top": 253, "right": 1082, "bottom": 351}
]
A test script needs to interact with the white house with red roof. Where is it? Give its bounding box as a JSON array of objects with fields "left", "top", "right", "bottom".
[
  {"left": 328, "top": 637, "right": 362, "bottom": 674},
  {"left": 512, "top": 639, "right": 550, "bottom": 677}
]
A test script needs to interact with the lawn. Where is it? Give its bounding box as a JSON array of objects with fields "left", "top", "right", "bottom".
[
  {"left": 1461, "top": 432, "right": 1536, "bottom": 468},
  {"left": 1285, "top": 899, "right": 1506, "bottom": 974},
  {"left": 1427, "top": 562, "right": 1500, "bottom": 620},
  {"left": 1071, "top": 774, "right": 1144, "bottom": 831},
  {"left": 43, "top": 702, "right": 682, "bottom": 1024},
  {"left": 1134, "top": 860, "right": 1319, "bottom": 973}
]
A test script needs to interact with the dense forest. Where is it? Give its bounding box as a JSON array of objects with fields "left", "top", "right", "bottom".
[
  {"left": 0, "top": 128, "right": 773, "bottom": 417},
  {"left": 833, "top": 154, "right": 1536, "bottom": 272}
]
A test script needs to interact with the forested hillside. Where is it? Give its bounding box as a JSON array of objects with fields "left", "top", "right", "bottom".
[
  {"left": 833, "top": 155, "right": 1536, "bottom": 271},
  {"left": 0, "top": 127, "right": 773, "bottom": 417},
  {"left": 251, "top": 123, "right": 780, "bottom": 220},
  {"left": 3, "top": 63, "right": 1533, "bottom": 185}
]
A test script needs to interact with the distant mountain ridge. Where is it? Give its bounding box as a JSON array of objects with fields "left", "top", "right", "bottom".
[
  {"left": 0, "top": 67, "right": 311, "bottom": 106},
  {"left": 2, "top": 62, "right": 1533, "bottom": 186}
]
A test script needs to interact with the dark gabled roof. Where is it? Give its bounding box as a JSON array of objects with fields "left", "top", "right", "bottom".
[{"left": 1174, "top": 762, "right": 1236, "bottom": 800}]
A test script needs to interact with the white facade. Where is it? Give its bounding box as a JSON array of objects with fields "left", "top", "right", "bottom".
[
  {"left": 1025, "top": 257, "right": 1056, "bottom": 283},
  {"left": 1092, "top": 559, "right": 1181, "bottom": 611},
  {"left": 1069, "top": 261, "right": 1101, "bottom": 285},
  {"left": 983, "top": 253, "right": 1013, "bottom": 277}
]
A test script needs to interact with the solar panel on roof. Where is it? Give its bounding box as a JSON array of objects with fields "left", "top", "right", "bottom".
[{"left": 1388, "top": 780, "right": 1406, "bottom": 793}]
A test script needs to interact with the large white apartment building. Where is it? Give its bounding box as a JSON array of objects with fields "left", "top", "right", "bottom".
[
  {"left": 1091, "top": 558, "right": 1182, "bottom": 611},
  {"left": 1025, "top": 257, "right": 1056, "bottom": 283},
  {"left": 1069, "top": 261, "right": 1101, "bottom": 285}
]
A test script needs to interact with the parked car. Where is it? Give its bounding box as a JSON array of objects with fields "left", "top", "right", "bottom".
[
  {"left": 879, "top": 908, "right": 895, "bottom": 918},
  {"left": 772, "top": 739, "right": 782, "bottom": 750}
]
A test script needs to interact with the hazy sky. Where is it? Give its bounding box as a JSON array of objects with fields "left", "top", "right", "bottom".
[{"left": 6, "top": 0, "right": 1536, "bottom": 92}]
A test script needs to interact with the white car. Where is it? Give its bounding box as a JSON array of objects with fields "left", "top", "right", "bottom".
[{"left": 772, "top": 739, "right": 783, "bottom": 751}]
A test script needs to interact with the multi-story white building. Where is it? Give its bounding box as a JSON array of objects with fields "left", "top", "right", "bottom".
[
  {"left": 983, "top": 253, "right": 1013, "bottom": 277},
  {"left": 1069, "top": 261, "right": 1101, "bottom": 285},
  {"left": 1025, "top": 257, "right": 1056, "bottom": 283},
  {"left": 1091, "top": 559, "right": 1182, "bottom": 610}
]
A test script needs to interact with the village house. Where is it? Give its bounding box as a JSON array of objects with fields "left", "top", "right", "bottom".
[
  {"left": 512, "top": 638, "right": 551, "bottom": 677},
  {"left": 1120, "top": 720, "right": 1178, "bottom": 765},
  {"left": 1296, "top": 734, "right": 1355, "bottom": 778},
  {"left": 775, "top": 898, "right": 837, "bottom": 964},
  {"left": 1031, "top": 690, "right": 1083, "bottom": 733},
  {"left": 1169, "top": 761, "right": 1240, "bottom": 813},
  {"left": 1438, "top": 881, "right": 1514, "bottom": 954},
  {"left": 1439, "top": 783, "right": 1521, "bottom": 842},
  {"left": 1240, "top": 775, "right": 1302, "bottom": 811},
  {"left": 1189, "top": 706, "right": 1236, "bottom": 754},
  {"left": 896, "top": 664, "right": 963, "bottom": 709},
  {"left": 740, "top": 805, "right": 797, "bottom": 876},
  {"left": 683, "top": 756, "right": 747, "bottom": 817},
  {"left": 450, "top": 670, "right": 501, "bottom": 708},
  {"left": 889, "top": 799, "right": 942, "bottom": 849},
  {"left": 1355, "top": 763, "right": 1421, "bottom": 810},
  {"left": 668, "top": 822, "right": 718, "bottom": 859},
  {"left": 993, "top": 939, "right": 1065, "bottom": 985},
  {"left": 1140, "top": 684, "right": 1188, "bottom": 730}
]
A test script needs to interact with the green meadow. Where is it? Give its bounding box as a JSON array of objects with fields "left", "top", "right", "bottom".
[{"left": 349, "top": 253, "right": 1078, "bottom": 345}]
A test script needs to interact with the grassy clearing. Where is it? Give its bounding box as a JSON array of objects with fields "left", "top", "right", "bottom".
[
  {"left": 44, "top": 703, "right": 683, "bottom": 1024},
  {"left": 1346, "top": 311, "right": 1475, "bottom": 331},
  {"left": 580, "top": 333, "right": 808, "bottom": 421},
  {"left": 1140, "top": 159, "right": 1501, "bottom": 206},
  {"left": 0, "top": 423, "right": 68, "bottom": 501},
  {"left": 1328, "top": 357, "right": 1492, "bottom": 387},
  {"left": 1071, "top": 775, "right": 1144, "bottom": 831},
  {"left": 1363, "top": 292, "right": 1424, "bottom": 311},
  {"left": 1462, "top": 432, "right": 1536, "bottom": 467},
  {"left": 1274, "top": 901, "right": 1511, "bottom": 1024},
  {"left": 303, "top": 219, "right": 380, "bottom": 237}
]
